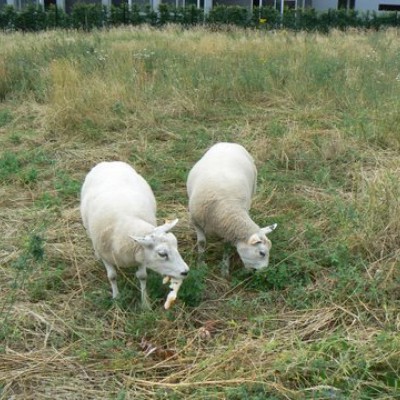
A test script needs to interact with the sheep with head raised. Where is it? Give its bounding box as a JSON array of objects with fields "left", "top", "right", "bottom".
[
  {"left": 186, "top": 142, "right": 277, "bottom": 273},
  {"left": 80, "top": 161, "right": 189, "bottom": 309}
]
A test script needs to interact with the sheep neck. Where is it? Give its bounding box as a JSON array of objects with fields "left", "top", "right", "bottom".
[
  {"left": 108, "top": 217, "right": 154, "bottom": 267},
  {"left": 208, "top": 199, "right": 260, "bottom": 243}
]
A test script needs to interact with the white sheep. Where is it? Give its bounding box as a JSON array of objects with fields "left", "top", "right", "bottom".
[
  {"left": 80, "top": 161, "right": 189, "bottom": 308},
  {"left": 186, "top": 142, "right": 277, "bottom": 272}
]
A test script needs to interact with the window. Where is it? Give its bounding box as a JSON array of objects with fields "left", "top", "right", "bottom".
[
  {"left": 44, "top": 0, "right": 56, "bottom": 9},
  {"left": 338, "top": 0, "right": 355, "bottom": 9},
  {"left": 379, "top": 4, "right": 400, "bottom": 10}
]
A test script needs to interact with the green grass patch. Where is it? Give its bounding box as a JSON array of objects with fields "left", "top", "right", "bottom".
[{"left": 0, "top": 27, "right": 398, "bottom": 400}]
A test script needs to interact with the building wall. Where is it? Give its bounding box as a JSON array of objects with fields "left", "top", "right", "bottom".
[
  {"left": 312, "top": 0, "right": 337, "bottom": 11},
  {"left": 355, "top": 0, "right": 400, "bottom": 12},
  {"left": 64, "top": 0, "right": 99, "bottom": 13},
  {"left": 3, "top": 0, "right": 400, "bottom": 13},
  {"left": 312, "top": 0, "right": 400, "bottom": 11},
  {"left": 216, "top": 0, "right": 248, "bottom": 7}
]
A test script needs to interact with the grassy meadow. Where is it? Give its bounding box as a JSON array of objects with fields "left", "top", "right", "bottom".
[{"left": 0, "top": 25, "right": 399, "bottom": 399}]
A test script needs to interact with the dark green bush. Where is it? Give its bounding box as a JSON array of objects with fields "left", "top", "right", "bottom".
[
  {"left": 45, "top": 5, "right": 70, "bottom": 29},
  {"left": 250, "top": 6, "right": 279, "bottom": 28},
  {"left": 182, "top": 4, "right": 204, "bottom": 25},
  {"left": 128, "top": 4, "right": 144, "bottom": 25},
  {"left": 109, "top": 1, "right": 130, "bottom": 26},
  {"left": 0, "top": 5, "right": 18, "bottom": 30},
  {"left": 0, "top": 4, "right": 399, "bottom": 32},
  {"left": 370, "top": 9, "right": 399, "bottom": 29},
  {"left": 15, "top": 5, "right": 47, "bottom": 31},
  {"left": 143, "top": 4, "right": 158, "bottom": 26},
  {"left": 70, "top": 3, "right": 108, "bottom": 30},
  {"left": 207, "top": 5, "right": 249, "bottom": 26},
  {"left": 296, "top": 7, "right": 318, "bottom": 31},
  {"left": 317, "top": 8, "right": 361, "bottom": 31},
  {"left": 158, "top": 3, "right": 170, "bottom": 25}
]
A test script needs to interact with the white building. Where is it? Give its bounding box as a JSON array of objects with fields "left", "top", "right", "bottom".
[
  {"left": 312, "top": 0, "right": 400, "bottom": 12},
  {"left": 2, "top": 0, "right": 400, "bottom": 15}
]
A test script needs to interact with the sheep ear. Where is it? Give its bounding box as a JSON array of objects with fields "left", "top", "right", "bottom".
[
  {"left": 153, "top": 218, "right": 179, "bottom": 235},
  {"left": 130, "top": 235, "right": 154, "bottom": 248},
  {"left": 248, "top": 233, "right": 262, "bottom": 245},
  {"left": 260, "top": 223, "right": 277, "bottom": 236}
]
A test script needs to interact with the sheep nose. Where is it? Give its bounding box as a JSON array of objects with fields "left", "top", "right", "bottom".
[
  {"left": 181, "top": 271, "right": 188, "bottom": 277},
  {"left": 259, "top": 250, "right": 266, "bottom": 257}
]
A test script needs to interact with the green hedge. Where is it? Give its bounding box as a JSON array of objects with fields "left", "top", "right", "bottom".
[{"left": 0, "top": 3, "right": 399, "bottom": 32}]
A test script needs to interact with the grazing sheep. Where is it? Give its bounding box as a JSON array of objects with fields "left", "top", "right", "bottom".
[
  {"left": 80, "top": 161, "right": 189, "bottom": 308},
  {"left": 187, "top": 142, "right": 277, "bottom": 272}
]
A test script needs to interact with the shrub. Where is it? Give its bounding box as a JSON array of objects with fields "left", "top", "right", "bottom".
[
  {"left": 0, "top": 5, "right": 18, "bottom": 31},
  {"left": 252, "top": 5, "right": 280, "bottom": 29},
  {"left": 14, "top": 5, "right": 47, "bottom": 31},
  {"left": 0, "top": 4, "right": 400, "bottom": 32},
  {"left": 109, "top": 1, "right": 130, "bottom": 26},
  {"left": 181, "top": 4, "right": 204, "bottom": 25},
  {"left": 207, "top": 5, "right": 250, "bottom": 27},
  {"left": 71, "top": 3, "right": 108, "bottom": 30},
  {"left": 45, "top": 5, "right": 70, "bottom": 29}
]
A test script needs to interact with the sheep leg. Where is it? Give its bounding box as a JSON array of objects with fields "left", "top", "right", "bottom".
[
  {"left": 194, "top": 224, "right": 206, "bottom": 254},
  {"left": 136, "top": 266, "right": 151, "bottom": 310},
  {"left": 103, "top": 260, "right": 119, "bottom": 299},
  {"left": 221, "top": 242, "right": 232, "bottom": 277}
]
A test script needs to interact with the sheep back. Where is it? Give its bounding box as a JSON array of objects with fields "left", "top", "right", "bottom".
[
  {"left": 187, "top": 142, "right": 258, "bottom": 241},
  {"left": 80, "top": 161, "right": 157, "bottom": 267}
]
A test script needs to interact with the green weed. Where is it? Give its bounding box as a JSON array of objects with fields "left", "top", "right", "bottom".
[
  {"left": 35, "top": 192, "right": 61, "bottom": 209},
  {"left": 125, "top": 309, "right": 164, "bottom": 339},
  {"left": 0, "top": 151, "right": 21, "bottom": 181},
  {"left": 224, "top": 384, "right": 280, "bottom": 400},
  {"left": 27, "top": 263, "right": 66, "bottom": 302},
  {"left": 178, "top": 261, "right": 208, "bottom": 307},
  {"left": 54, "top": 171, "right": 81, "bottom": 200},
  {"left": 0, "top": 109, "right": 13, "bottom": 127}
]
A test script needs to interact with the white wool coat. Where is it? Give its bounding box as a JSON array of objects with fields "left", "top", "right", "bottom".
[
  {"left": 80, "top": 161, "right": 156, "bottom": 268},
  {"left": 187, "top": 142, "right": 260, "bottom": 243}
]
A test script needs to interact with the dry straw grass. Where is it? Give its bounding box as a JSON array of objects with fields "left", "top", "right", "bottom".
[{"left": 0, "top": 26, "right": 399, "bottom": 399}]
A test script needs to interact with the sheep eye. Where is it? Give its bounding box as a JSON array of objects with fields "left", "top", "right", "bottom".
[
  {"left": 157, "top": 250, "right": 168, "bottom": 259},
  {"left": 259, "top": 250, "right": 266, "bottom": 257}
]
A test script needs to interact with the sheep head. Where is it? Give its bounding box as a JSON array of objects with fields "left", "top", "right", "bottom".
[
  {"left": 130, "top": 219, "right": 189, "bottom": 279},
  {"left": 236, "top": 223, "right": 277, "bottom": 271}
]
